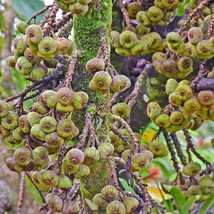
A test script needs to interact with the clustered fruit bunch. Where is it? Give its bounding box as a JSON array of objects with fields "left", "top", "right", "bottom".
[
  {"left": 55, "top": 0, "right": 98, "bottom": 14},
  {"left": 7, "top": 23, "right": 72, "bottom": 79},
  {"left": 1, "top": 0, "right": 214, "bottom": 213}
]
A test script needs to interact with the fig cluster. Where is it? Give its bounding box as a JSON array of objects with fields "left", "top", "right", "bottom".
[
  {"left": 7, "top": 24, "right": 72, "bottom": 79},
  {"left": 93, "top": 185, "right": 139, "bottom": 213},
  {"left": 147, "top": 79, "right": 214, "bottom": 132},
  {"left": 111, "top": 30, "right": 166, "bottom": 56},
  {"left": 165, "top": 30, "right": 214, "bottom": 60},
  {"left": 45, "top": 192, "right": 80, "bottom": 213},
  {"left": 86, "top": 57, "right": 131, "bottom": 94},
  {"left": 55, "top": 0, "right": 98, "bottom": 14},
  {"left": 152, "top": 52, "right": 193, "bottom": 79}
]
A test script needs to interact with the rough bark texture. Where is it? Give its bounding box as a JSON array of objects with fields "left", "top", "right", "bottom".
[{"left": 72, "top": 1, "right": 113, "bottom": 211}]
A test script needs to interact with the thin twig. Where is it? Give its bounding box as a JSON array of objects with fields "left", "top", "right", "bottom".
[
  {"left": 16, "top": 172, "right": 25, "bottom": 214},
  {"left": 111, "top": 114, "right": 139, "bottom": 154}
]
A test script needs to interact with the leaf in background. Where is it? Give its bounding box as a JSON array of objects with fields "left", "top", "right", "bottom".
[
  {"left": 198, "top": 192, "right": 214, "bottom": 214},
  {"left": 25, "top": 175, "right": 44, "bottom": 204},
  {"left": 11, "top": 0, "right": 45, "bottom": 22},
  {"left": 170, "top": 186, "right": 185, "bottom": 212},
  {"left": 164, "top": 199, "right": 174, "bottom": 213},
  {"left": 119, "top": 178, "right": 136, "bottom": 194},
  {"left": 180, "top": 196, "right": 198, "bottom": 214}
]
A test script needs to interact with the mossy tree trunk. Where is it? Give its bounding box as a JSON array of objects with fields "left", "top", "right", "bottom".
[{"left": 71, "top": 1, "right": 113, "bottom": 212}]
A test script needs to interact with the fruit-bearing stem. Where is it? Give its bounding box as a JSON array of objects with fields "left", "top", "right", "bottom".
[{"left": 71, "top": 1, "right": 112, "bottom": 212}]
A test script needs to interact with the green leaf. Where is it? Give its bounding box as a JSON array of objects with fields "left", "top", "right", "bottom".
[
  {"left": 119, "top": 178, "right": 136, "bottom": 194},
  {"left": 12, "top": 0, "right": 45, "bottom": 22},
  {"left": 180, "top": 196, "right": 198, "bottom": 214},
  {"left": 198, "top": 192, "right": 214, "bottom": 214},
  {"left": 25, "top": 175, "right": 44, "bottom": 204},
  {"left": 85, "top": 198, "right": 98, "bottom": 211},
  {"left": 164, "top": 199, "right": 174, "bottom": 213},
  {"left": 170, "top": 186, "right": 185, "bottom": 212}
]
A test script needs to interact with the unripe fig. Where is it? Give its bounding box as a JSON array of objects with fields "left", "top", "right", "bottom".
[
  {"left": 45, "top": 132, "right": 64, "bottom": 147},
  {"left": 184, "top": 96, "right": 201, "bottom": 112},
  {"left": 1, "top": 111, "right": 19, "bottom": 130},
  {"left": 6, "top": 56, "right": 16, "bottom": 68},
  {"left": 13, "top": 147, "right": 31, "bottom": 166},
  {"left": 12, "top": 127, "right": 23, "bottom": 141},
  {"left": 83, "top": 147, "right": 100, "bottom": 163},
  {"left": 13, "top": 36, "right": 27, "bottom": 55},
  {"left": 62, "top": 200, "right": 80, "bottom": 214},
  {"left": 197, "top": 90, "right": 214, "bottom": 105},
  {"left": 38, "top": 37, "right": 57, "bottom": 56},
  {"left": 69, "top": 1, "right": 88, "bottom": 14},
  {"left": 106, "top": 200, "right": 126, "bottom": 214},
  {"left": 19, "top": 115, "right": 31, "bottom": 133},
  {"left": 130, "top": 40, "right": 148, "bottom": 55},
  {"left": 182, "top": 162, "right": 201, "bottom": 176},
  {"left": 178, "top": 57, "right": 193, "bottom": 73},
  {"left": 74, "top": 164, "right": 90, "bottom": 178},
  {"left": 110, "top": 31, "right": 121, "bottom": 48},
  {"left": 123, "top": 196, "right": 139, "bottom": 214},
  {"left": 15, "top": 56, "right": 32, "bottom": 75},
  {"left": 111, "top": 75, "right": 131, "bottom": 93},
  {"left": 98, "top": 143, "right": 114, "bottom": 159},
  {"left": 196, "top": 40, "right": 213, "bottom": 56},
  {"left": 109, "top": 131, "right": 122, "bottom": 146},
  {"left": 39, "top": 116, "right": 57, "bottom": 134},
  {"left": 32, "top": 101, "right": 49, "bottom": 115},
  {"left": 147, "top": 102, "right": 162, "bottom": 119},
  {"left": 85, "top": 57, "right": 105, "bottom": 74},
  {"left": 101, "top": 185, "right": 118, "bottom": 201},
  {"left": 115, "top": 47, "right": 132, "bottom": 56},
  {"left": 166, "top": 32, "right": 182, "bottom": 47},
  {"left": 46, "top": 193, "right": 63, "bottom": 212},
  {"left": 0, "top": 125, "right": 10, "bottom": 138},
  {"left": 29, "top": 66, "right": 47, "bottom": 79},
  {"left": 149, "top": 139, "right": 168, "bottom": 158},
  {"left": 161, "top": 59, "right": 179, "bottom": 78},
  {"left": 72, "top": 91, "right": 89, "bottom": 109},
  {"left": 131, "top": 150, "right": 153, "bottom": 171},
  {"left": 62, "top": 159, "right": 80, "bottom": 174},
  {"left": 32, "top": 146, "right": 49, "bottom": 166},
  {"left": 57, "top": 119, "right": 77, "bottom": 139},
  {"left": 198, "top": 175, "right": 214, "bottom": 188},
  {"left": 56, "top": 102, "right": 74, "bottom": 113},
  {"left": 57, "top": 174, "right": 72, "bottom": 189},
  {"left": 25, "top": 24, "right": 43, "bottom": 44},
  {"left": 155, "top": 114, "right": 171, "bottom": 128},
  {"left": 30, "top": 124, "right": 46, "bottom": 142},
  {"left": 56, "top": 87, "right": 74, "bottom": 106},
  {"left": 188, "top": 27, "right": 203, "bottom": 44},
  {"left": 37, "top": 169, "right": 59, "bottom": 191},
  {"left": 27, "top": 112, "right": 42, "bottom": 127},
  {"left": 93, "top": 193, "right": 108, "bottom": 208},
  {"left": 0, "top": 100, "right": 9, "bottom": 117},
  {"left": 66, "top": 148, "right": 84, "bottom": 165},
  {"left": 16, "top": 21, "right": 28, "bottom": 34},
  {"left": 147, "top": 6, "right": 164, "bottom": 23},
  {"left": 127, "top": 2, "right": 142, "bottom": 19},
  {"left": 165, "top": 78, "right": 178, "bottom": 95},
  {"left": 119, "top": 30, "right": 137, "bottom": 48},
  {"left": 24, "top": 47, "right": 39, "bottom": 63},
  {"left": 89, "top": 71, "right": 112, "bottom": 92},
  {"left": 162, "top": 0, "right": 179, "bottom": 8},
  {"left": 56, "top": 37, "right": 70, "bottom": 54},
  {"left": 169, "top": 92, "right": 183, "bottom": 106},
  {"left": 111, "top": 103, "right": 131, "bottom": 119},
  {"left": 136, "top": 11, "right": 151, "bottom": 27},
  {"left": 175, "top": 84, "right": 192, "bottom": 101},
  {"left": 41, "top": 90, "right": 57, "bottom": 108},
  {"left": 169, "top": 111, "right": 184, "bottom": 125}
]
